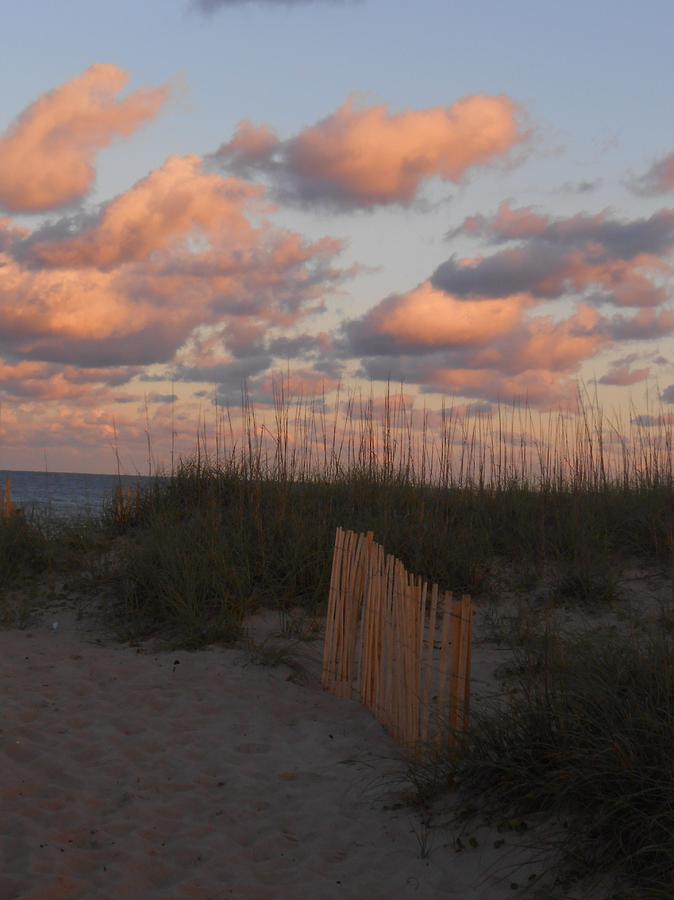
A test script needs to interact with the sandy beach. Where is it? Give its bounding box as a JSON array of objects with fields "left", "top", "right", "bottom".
[{"left": 0, "top": 598, "right": 579, "bottom": 900}]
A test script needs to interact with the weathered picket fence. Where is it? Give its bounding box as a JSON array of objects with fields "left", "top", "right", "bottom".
[
  {"left": 322, "top": 527, "right": 473, "bottom": 751},
  {"left": 0, "top": 479, "right": 16, "bottom": 518}
]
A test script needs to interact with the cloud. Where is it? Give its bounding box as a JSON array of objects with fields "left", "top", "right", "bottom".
[
  {"left": 605, "top": 308, "right": 674, "bottom": 341},
  {"left": 0, "top": 154, "right": 349, "bottom": 371},
  {"left": 452, "top": 201, "right": 674, "bottom": 257},
  {"left": 631, "top": 413, "right": 674, "bottom": 426},
  {"left": 24, "top": 155, "right": 266, "bottom": 270},
  {"left": 347, "top": 283, "right": 529, "bottom": 355},
  {"left": 559, "top": 179, "right": 602, "bottom": 195},
  {"left": 0, "top": 360, "right": 143, "bottom": 401},
  {"left": 598, "top": 361, "right": 650, "bottom": 386},
  {"left": 357, "top": 352, "right": 579, "bottom": 407},
  {"left": 0, "top": 65, "right": 170, "bottom": 214},
  {"left": 632, "top": 153, "right": 674, "bottom": 196},
  {"left": 661, "top": 385, "right": 674, "bottom": 404},
  {"left": 342, "top": 200, "right": 674, "bottom": 407},
  {"left": 343, "top": 280, "right": 611, "bottom": 406},
  {"left": 437, "top": 202, "right": 674, "bottom": 308},
  {"left": 146, "top": 392, "right": 178, "bottom": 404},
  {"left": 344, "top": 241, "right": 674, "bottom": 407},
  {"left": 213, "top": 95, "right": 527, "bottom": 209}
]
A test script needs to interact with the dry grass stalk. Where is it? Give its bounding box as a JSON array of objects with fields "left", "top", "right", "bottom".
[
  {"left": 112, "top": 485, "right": 141, "bottom": 527},
  {"left": 0, "top": 478, "right": 15, "bottom": 518}
]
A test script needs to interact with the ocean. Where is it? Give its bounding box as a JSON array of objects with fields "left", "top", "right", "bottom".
[{"left": 0, "top": 469, "right": 151, "bottom": 520}]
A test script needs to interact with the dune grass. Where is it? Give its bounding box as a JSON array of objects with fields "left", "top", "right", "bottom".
[
  {"left": 104, "top": 384, "right": 674, "bottom": 642},
  {"left": 0, "top": 505, "right": 113, "bottom": 628},
  {"left": 403, "top": 627, "right": 674, "bottom": 899}
]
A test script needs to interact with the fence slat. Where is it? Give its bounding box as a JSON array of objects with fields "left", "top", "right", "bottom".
[
  {"left": 435, "top": 592, "right": 454, "bottom": 747},
  {"left": 322, "top": 529, "right": 472, "bottom": 753},
  {"left": 321, "top": 527, "right": 344, "bottom": 691},
  {"left": 420, "top": 582, "right": 438, "bottom": 743}
]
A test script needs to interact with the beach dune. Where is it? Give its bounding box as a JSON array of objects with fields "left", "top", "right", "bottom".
[{"left": 1, "top": 610, "right": 563, "bottom": 900}]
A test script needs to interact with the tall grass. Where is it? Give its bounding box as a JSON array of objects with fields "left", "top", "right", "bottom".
[{"left": 107, "top": 381, "right": 674, "bottom": 643}]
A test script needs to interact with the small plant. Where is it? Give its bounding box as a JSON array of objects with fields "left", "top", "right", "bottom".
[
  {"left": 243, "top": 635, "right": 312, "bottom": 683},
  {"left": 553, "top": 555, "right": 620, "bottom": 606},
  {"left": 411, "top": 814, "right": 436, "bottom": 860}
]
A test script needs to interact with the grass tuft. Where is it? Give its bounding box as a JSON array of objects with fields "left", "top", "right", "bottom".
[{"left": 406, "top": 630, "right": 674, "bottom": 898}]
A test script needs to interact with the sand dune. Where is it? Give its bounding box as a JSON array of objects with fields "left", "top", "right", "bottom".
[{"left": 0, "top": 607, "right": 595, "bottom": 900}]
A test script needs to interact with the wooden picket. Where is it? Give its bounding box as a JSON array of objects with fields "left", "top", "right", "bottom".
[{"left": 321, "top": 527, "right": 473, "bottom": 751}]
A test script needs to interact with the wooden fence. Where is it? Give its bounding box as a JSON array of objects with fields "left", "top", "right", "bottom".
[
  {"left": 0, "top": 479, "right": 16, "bottom": 518},
  {"left": 322, "top": 528, "right": 473, "bottom": 751}
]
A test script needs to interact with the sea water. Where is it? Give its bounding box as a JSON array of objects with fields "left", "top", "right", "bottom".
[{"left": 0, "top": 469, "right": 151, "bottom": 521}]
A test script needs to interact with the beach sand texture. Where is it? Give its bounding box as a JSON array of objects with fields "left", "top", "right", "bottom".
[{"left": 0, "top": 605, "right": 598, "bottom": 900}]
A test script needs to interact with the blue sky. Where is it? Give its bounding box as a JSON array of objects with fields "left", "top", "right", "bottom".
[{"left": 1, "top": 0, "right": 674, "bottom": 471}]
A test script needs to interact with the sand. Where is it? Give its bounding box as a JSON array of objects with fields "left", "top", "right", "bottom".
[{"left": 0, "top": 593, "right": 634, "bottom": 900}]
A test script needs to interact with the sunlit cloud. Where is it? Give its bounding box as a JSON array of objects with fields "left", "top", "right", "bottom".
[
  {"left": 347, "top": 283, "right": 530, "bottom": 354},
  {"left": 598, "top": 360, "right": 650, "bottom": 386},
  {"left": 344, "top": 199, "right": 674, "bottom": 406},
  {"left": 0, "top": 65, "right": 170, "bottom": 214},
  {"left": 1, "top": 155, "right": 349, "bottom": 370},
  {"left": 0, "top": 360, "right": 143, "bottom": 401},
  {"left": 345, "top": 281, "right": 606, "bottom": 406},
  {"left": 213, "top": 95, "right": 528, "bottom": 209},
  {"left": 2, "top": 60, "right": 674, "bottom": 469}
]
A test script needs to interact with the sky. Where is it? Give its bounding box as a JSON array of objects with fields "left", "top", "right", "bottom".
[{"left": 1, "top": 0, "right": 674, "bottom": 473}]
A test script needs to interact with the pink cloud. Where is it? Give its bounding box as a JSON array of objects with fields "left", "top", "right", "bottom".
[
  {"left": 215, "top": 95, "right": 528, "bottom": 208},
  {"left": 29, "top": 155, "right": 264, "bottom": 269},
  {"left": 255, "top": 368, "right": 340, "bottom": 398},
  {"left": 347, "top": 282, "right": 614, "bottom": 406},
  {"left": 473, "top": 305, "right": 606, "bottom": 375},
  {"left": 633, "top": 153, "right": 674, "bottom": 195},
  {"left": 348, "top": 283, "right": 529, "bottom": 352},
  {"left": 422, "top": 366, "right": 578, "bottom": 408},
  {"left": 457, "top": 200, "right": 549, "bottom": 239},
  {"left": 0, "top": 65, "right": 170, "bottom": 213},
  {"left": 0, "top": 154, "right": 348, "bottom": 370},
  {"left": 598, "top": 364, "right": 650, "bottom": 386},
  {"left": 0, "top": 359, "right": 143, "bottom": 401}
]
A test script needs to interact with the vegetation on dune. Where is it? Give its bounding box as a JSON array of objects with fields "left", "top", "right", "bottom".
[
  {"left": 104, "top": 384, "right": 674, "bottom": 643},
  {"left": 98, "top": 383, "right": 674, "bottom": 897},
  {"left": 405, "top": 628, "right": 674, "bottom": 899}
]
